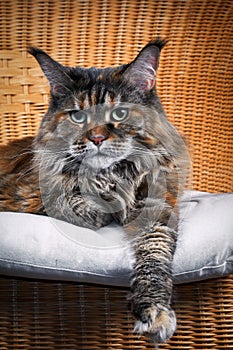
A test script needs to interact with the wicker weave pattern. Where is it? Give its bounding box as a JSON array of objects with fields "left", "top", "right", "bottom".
[{"left": 0, "top": 276, "right": 233, "bottom": 349}]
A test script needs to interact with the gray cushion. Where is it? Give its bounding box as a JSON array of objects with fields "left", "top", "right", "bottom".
[{"left": 0, "top": 191, "right": 232, "bottom": 286}]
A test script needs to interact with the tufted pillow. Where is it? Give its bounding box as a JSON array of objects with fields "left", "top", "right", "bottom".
[{"left": 0, "top": 191, "right": 232, "bottom": 286}]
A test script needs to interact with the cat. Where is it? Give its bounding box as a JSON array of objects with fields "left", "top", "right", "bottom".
[{"left": 0, "top": 39, "right": 189, "bottom": 345}]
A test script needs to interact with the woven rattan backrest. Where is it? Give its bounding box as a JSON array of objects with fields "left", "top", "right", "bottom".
[{"left": 0, "top": 0, "right": 232, "bottom": 193}]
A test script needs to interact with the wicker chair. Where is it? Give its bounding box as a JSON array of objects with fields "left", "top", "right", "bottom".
[{"left": 0, "top": 0, "right": 232, "bottom": 349}]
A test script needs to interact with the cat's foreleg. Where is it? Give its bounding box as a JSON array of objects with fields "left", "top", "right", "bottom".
[
  {"left": 127, "top": 206, "right": 178, "bottom": 344},
  {"left": 64, "top": 194, "right": 114, "bottom": 229}
]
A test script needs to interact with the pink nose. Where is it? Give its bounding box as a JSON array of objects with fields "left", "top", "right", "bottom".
[{"left": 89, "top": 134, "right": 106, "bottom": 145}]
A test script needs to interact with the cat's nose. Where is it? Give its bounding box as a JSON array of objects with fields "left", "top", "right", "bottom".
[{"left": 89, "top": 134, "right": 107, "bottom": 146}]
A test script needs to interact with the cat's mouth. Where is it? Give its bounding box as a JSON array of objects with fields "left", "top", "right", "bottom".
[{"left": 82, "top": 143, "right": 130, "bottom": 169}]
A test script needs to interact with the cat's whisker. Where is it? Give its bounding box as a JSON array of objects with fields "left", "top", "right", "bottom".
[
  {"left": 9, "top": 148, "right": 63, "bottom": 160},
  {"left": 15, "top": 163, "right": 39, "bottom": 183},
  {"left": 8, "top": 149, "right": 34, "bottom": 161}
]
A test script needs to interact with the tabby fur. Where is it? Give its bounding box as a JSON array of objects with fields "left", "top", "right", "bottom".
[{"left": 0, "top": 39, "right": 189, "bottom": 345}]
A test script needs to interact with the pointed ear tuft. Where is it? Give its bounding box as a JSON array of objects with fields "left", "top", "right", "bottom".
[
  {"left": 122, "top": 38, "right": 167, "bottom": 91},
  {"left": 28, "top": 47, "right": 73, "bottom": 96}
]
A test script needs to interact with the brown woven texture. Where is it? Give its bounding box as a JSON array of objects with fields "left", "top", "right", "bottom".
[
  {"left": 0, "top": 276, "right": 232, "bottom": 349},
  {"left": 0, "top": 0, "right": 233, "bottom": 349}
]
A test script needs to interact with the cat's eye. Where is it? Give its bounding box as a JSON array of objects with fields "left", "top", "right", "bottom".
[
  {"left": 110, "top": 107, "right": 128, "bottom": 122},
  {"left": 69, "top": 110, "right": 87, "bottom": 124}
]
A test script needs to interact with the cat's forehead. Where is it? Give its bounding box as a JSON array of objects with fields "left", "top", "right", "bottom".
[
  {"left": 72, "top": 66, "right": 124, "bottom": 109},
  {"left": 77, "top": 86, "right": 121, "bottom": 110}
]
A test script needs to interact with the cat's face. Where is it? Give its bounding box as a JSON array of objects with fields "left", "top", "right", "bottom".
[
  {"left": 51, "top": 99, "right": 152, "bottom": 169},
  {"left": 30, "top": 40, "right": 168, "bottom": 170}
]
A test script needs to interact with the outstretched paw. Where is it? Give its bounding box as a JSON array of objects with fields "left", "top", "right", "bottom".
[{"left": 133, "top": 304, "right": 176, "bottom": 344}]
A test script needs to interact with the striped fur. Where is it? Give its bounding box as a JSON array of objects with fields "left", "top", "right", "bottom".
[{"left": 0, "top": 39, "right": 189, "bottom": 345}]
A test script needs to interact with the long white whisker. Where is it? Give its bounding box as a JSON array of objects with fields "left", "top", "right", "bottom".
[{"left": 16, "top": 162, "right": 39, "bottom": 183}]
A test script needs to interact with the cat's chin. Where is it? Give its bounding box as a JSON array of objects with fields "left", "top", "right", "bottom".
[{"left": 82, "top": 154, "right": 121, "bottom": 170}]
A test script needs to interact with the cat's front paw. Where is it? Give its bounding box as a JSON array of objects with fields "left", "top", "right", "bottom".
[{"left": 133, "top": 304, "right": 176, "bottom": 344}]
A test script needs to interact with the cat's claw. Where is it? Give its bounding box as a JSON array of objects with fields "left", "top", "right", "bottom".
[{"left": 133, "top": 304, "right": 176, "bottom": 344}]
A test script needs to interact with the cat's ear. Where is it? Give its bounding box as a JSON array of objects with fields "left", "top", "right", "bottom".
[
  {"left": 122, "top": 38, "right": 167, "bottom": 91},
  {"left": 28, "top": 47, "right": 74, "bottom": 96}
]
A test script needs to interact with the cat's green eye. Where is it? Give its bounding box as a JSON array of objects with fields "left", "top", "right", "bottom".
[
  {"left": 69, "top": 110, "right": 87, "bottom": 124},
  {"left": 110, "top": 107, "right": 128, "bottom": 122}
]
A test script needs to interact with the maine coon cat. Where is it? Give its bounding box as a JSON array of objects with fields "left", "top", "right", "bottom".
[{"left": 0, "top": 39, "right": 189, "bottom": 345}]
